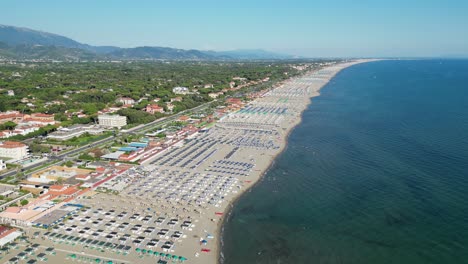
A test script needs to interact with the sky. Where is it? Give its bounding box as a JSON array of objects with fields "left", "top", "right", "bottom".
[{"left": 2, "top": 0, "right": 468, "bottom": 58}]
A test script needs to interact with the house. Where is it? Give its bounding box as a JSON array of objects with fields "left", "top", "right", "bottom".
[
  {"left": 145, "top": 104, "right": 165, "bottom": 114},
  {"left": 98, "top": 115, "right": 127, "bottom": 128},
  {"left": 0, "top": 141, "right": 29, "bottom": 161},
  {"left": 208, "top": 92, "right": 221, "bottom": 99},
  {"left": 116, "top": 97, "right": 135, "bottom": 105},
  {"left": 171, "top": 97, "right": 183, "bottom": 102},
  {"left": 172, "top": 87, "right": 189, "bottom": 95},
  {"left": 166, "top": 103, "right": 175, "bottom": 112}
]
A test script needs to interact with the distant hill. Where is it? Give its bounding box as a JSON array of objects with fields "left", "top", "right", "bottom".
[
  {"left": 206, "top": 49, "right": 296, "bottom": 60},
  {"left": 108, "top": 46, "right": 217, "bottom": 60},
  {"left": 0, "top": 24, "right": 294, "bottom": 61}
]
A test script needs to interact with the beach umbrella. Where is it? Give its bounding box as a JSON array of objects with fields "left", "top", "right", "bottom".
[
  {"left": 70, "top": 254, "right": 77, "bottom": 259},
  {"left": 135, "top": 248, "right": 141, "bottom": 252},
  {"left": 94, "top": 258, "right": 101, "bottom": 263},
  {"left": 148, "top": 250, "right": 153, "bottom": 254},
  {"left": 153, "top": 251, "right": 159, "bottom": 256},
  {"left": 142, "top": 249, "right": 147, "bottom": 253},
  {"left": 165, "top": 253, "right": 171, "bottom": 258},
  {"left": 106, "top": 261, "right": 113, "bottom": 264}
]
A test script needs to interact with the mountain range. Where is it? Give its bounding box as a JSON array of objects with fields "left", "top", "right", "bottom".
[{"left": 0, "top": 25, "right": 295, "bottom": 61}]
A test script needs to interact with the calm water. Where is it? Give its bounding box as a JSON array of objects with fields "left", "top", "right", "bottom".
[{"left": 221, "top": 60, "right": 468, "bottom": 264}]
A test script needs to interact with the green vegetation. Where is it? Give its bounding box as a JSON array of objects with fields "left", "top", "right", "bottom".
[
  {"left": 29, "top": 143, "right": 51, "bottom": 154},
  {"left": 0, "top": 61, "right": 307, "bottom": 116},
  {"left": 78, "top": 153, "right": 94, "bottom": 161},
  {"left": 47, "top": 132, "right": 112, "bottom": 146},
  {"left": 20, "top": 199, "right": 29, "bottom": 206},
  {"left": 117, "top": 108, "right": 159, "bottom": 125},
  {"left": 0, "top": 121, "right": 17, "bottom": 130}
]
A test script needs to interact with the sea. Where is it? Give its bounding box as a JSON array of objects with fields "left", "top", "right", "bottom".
[{"left": 221, "top": 60, "right": 468, "bottom": 264}]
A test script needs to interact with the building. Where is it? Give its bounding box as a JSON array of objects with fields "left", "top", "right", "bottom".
[
  {"left": 208, "top": 92, "right": 222, "bottom": 99},
  {"left": 145, "top": 104, "right": 165, "bottom": 114},
  {"left": 166, "top": 102, "right": 175, "bottom": 112},
  {"left": 0, "top": 141, "right": 29, "bottom": 161},
  {"left": 0, "top": 111, "right": 24, "bottom": 124},
  {"left": 172, "top": 86, "right": 189, "bottom": 95},
  {"left": 0, "top": 160, "right": 5, "bottom": 171},
  {"left": 47, "top": 124, "right": 104, "bottom": 141},
  {"left": 98, "top": 114, "right": 127, "bottom": 128},
  {"left": 0, "top": 226, "right": 22, "bottom": 246},
  {"left": 29, "top": 166, "right": 93, "bottom": 183},
  {"left": 171, "top": 97, "right": 183, "bottom": 102},
  {"left": 116, "top": 97, "right": 135, "bottom": 105},
  {"left": 30, "top": 113, "right": 54, "bottom": 121}
]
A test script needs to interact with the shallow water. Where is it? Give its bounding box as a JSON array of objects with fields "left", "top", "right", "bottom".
[{"left": 222, "top": 60, "right": 468, "bottom": 264}]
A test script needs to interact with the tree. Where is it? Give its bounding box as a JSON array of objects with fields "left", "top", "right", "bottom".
[
  {"left": 78, "top": 153, "right": 94, "bottom": 161},
  {"left": 3, "top": 121, "right": 17, "bottom": 130},
  {"left": 20, "top": 199, "right": 29, "bottom": 206},
  {"left": 56, "top": 177, "right": 64, "bottom": 185}
]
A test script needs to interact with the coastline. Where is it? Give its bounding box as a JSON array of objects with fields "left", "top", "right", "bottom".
[{"left": 216, "top": 59, "right": 375, "bottom": 264}]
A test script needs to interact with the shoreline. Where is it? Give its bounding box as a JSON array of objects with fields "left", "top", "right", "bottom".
[{"left": 216, "top": 59, "right": 376, "bottom": 264}]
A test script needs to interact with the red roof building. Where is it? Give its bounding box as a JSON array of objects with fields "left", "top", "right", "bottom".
[{"left": 146, "top": 104, "right": 165, "bottom": 114}]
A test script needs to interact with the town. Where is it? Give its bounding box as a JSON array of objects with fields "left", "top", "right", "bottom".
[{"left": 0, "top": 59, "right": 340, "bottom": 263}]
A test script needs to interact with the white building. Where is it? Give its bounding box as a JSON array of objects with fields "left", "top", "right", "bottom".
[
  {"left": 0, "top": 160, "right": 6, "bottom": 171},
  {"left": 116, "top": 97, "right": 135, "bottom": 105},
  {"left": 47, "top": 124, "right": 104, "bottom": 141},
  {"left": 98, "top": 114, "right": 127, "bottom": 128},
  {"left": 172, "top": 87, "right": 189, "bottom": 95},
  {"left": 0, "top": 141, "right": 29, "bottom": 161}
]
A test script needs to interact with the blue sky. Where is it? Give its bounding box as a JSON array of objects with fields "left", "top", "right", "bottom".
[{"left": 2, "top": 0, "right": 468, "bottom": 57}]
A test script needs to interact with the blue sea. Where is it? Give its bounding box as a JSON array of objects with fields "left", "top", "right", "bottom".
[{"left": 221, "top": 60, "right": 468, "bottom": 264}]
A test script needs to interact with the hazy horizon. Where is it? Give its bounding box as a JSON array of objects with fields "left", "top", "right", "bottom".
[{"left": 2, "top": 0, "right": 468, "bottom": 58}]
